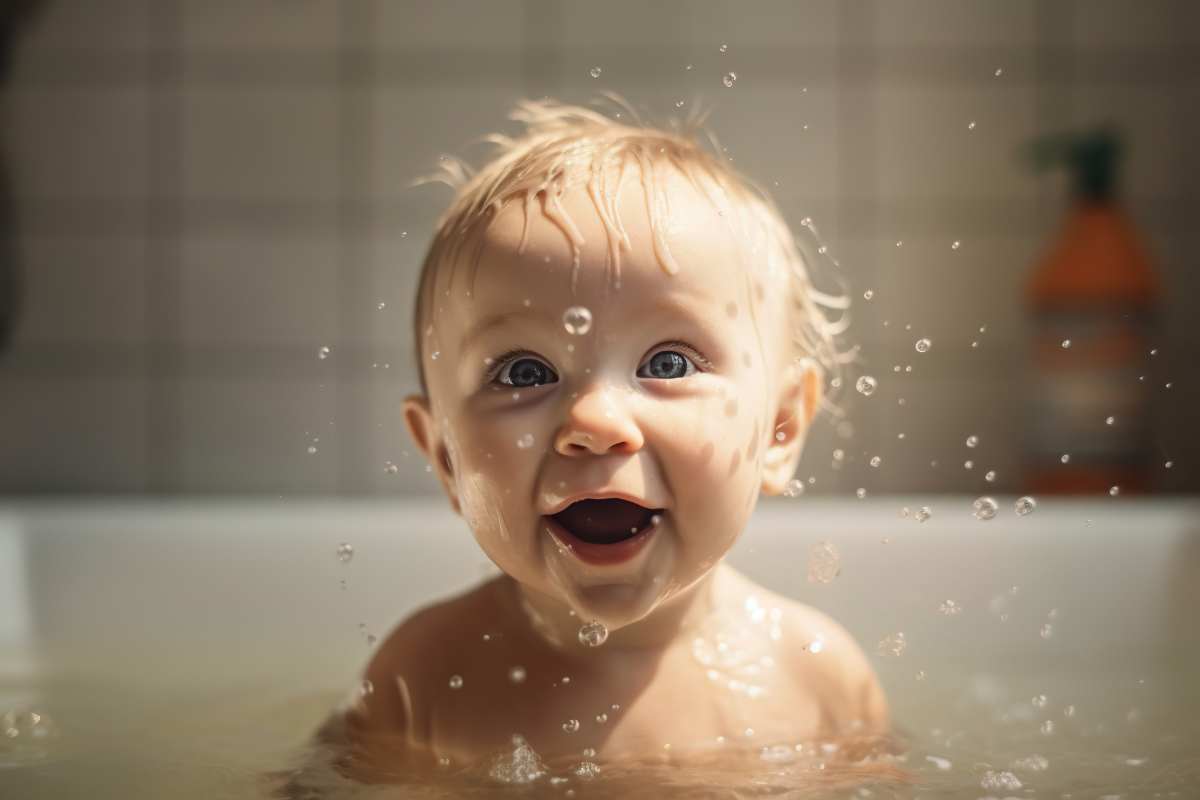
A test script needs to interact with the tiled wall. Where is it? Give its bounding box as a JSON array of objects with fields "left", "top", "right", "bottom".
[{"left": 1, "top": 0, "right": 1197, "bottom": 496}]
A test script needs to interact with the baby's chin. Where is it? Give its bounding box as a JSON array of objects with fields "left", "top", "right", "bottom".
[{"left": 543, "top": 540, "right": 683, "bottom": 630}]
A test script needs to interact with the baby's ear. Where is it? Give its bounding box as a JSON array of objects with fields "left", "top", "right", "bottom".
[
  {"left": 402, "top": 394, "right": 461, "bottom": 514},
  {"left": 760, "top": 359, "right": 822, "bottom": 496}
]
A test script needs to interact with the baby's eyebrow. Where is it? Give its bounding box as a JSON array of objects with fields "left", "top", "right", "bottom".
[{"left": 462, "top": 308, "right": 552, "bottom": 352}]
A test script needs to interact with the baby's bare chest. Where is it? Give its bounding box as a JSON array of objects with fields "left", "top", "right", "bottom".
[{"left": 422, "top": 645, "right": 827, "bottom": 764}]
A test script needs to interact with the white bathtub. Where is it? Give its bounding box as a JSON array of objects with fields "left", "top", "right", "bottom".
[{"left": 2, "top": 496, "right": 1198, "bottom": 797}]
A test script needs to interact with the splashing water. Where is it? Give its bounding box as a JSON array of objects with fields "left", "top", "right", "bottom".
[
  {"left": 807, "top": 541, "right": 841, "bottom": 584},
  {"left": 980, "top": 770, "right": 1022, "bottom": 791},
  {"left": 488, "top": 735, "right": 546, "bottom": 784},
  {"left": 578, "top": 620, "right": 609, "bottom": 648},
  {"left": 973, "top": 496, "right": 999, "bottom": 520},
  {"left": 1015, "top": 496, "right": 1038, "bottom": 516},
  {"left": 562, "top": 306, "right": 593, "bottom": 335},
  {"left": 877, "top": 632, "right": 907, "bottom": 657},
  {"left": 783, "top": 478, "right": 805, "bottom": 497}
]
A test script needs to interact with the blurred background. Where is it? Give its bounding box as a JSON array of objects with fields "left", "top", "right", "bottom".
[{"left": 0, "top": 0, "right": 1196, "bottom": 499}]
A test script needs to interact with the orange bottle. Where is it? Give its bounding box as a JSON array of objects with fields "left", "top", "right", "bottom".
[{"left": 1024, "top": 128, "right": 1159, "bottom": 495}]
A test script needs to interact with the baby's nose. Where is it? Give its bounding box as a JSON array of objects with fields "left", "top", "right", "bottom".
[{"left": 554, "top": 386, "right": 643, "bottom": 457}]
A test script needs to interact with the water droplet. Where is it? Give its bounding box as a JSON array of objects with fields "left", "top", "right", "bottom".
[
  {"left": 994, "top": 67, "right": 1004, "bottom": 77},
  {"left": 1165, "top": 381, "right": 1173, "bottom": 389},
  {"left": 783, "top": 478, "right": 805, "bottom": 497},
  {"left": 895, "top": 240, "right": 903, "bottom": 247},
  {"left": 307, "top": 445, "right": 318, "bottom": 455},
  {"left": 562, "top": 719, "right": 580, "bottom": 733},
  {"left": 965, "top": 435, "right": 978, "bottom": 448},
  {"left": 336, "top": 542, "right": 354, "bottom": 562},
  {"left": 855, "top": 487, "right": 867, "bottom": 499},
  {"left": 1032, "top": 694, "right": 1048, "bottom": 708},
  {"left": 578, "top": 620, "right": 608, "bottom": 647},
  {"left": 376, "top": 302, "right": 386, "bottom": 311},
  {"left": 508, "top": 666, "right": 526, "bottom": 684},
  {"left": 914, "top": 506, "right": 932, "bottom": 523},
  {"left": 807, "top": 541, "right": 840, "bottom": 583},
  {"left": 964, "top": 460, "right": 974, "bottom": 470},
  {"left": 1061, "top": 339, "right": 1071, "bottom": 349},
  {"left": 1063, "top": 704, "right": 1076, "bottom": 718},
  {"left": 915, "top": 338, "right": 932, "bottom": 353},
  {"left": 877, "top": 631, "right": 906, "bottom": 657},
  {"left": 985, "top": 469, "right": 997, "bottom": 482},
  {"left": 951, "top": 240, "right": 961, "bottom": 250},
  {"left": 719, "top": 43, "right": 728, "bottom": 53},
  {"left": 430, "top": 350, "right": 440, "bottom": 360},
  {"left": 863, "top": 289, "right": 874, "bottom": 300},
  {"left": 855, "top": 375, "right": 878, "bottom": 396},
  {"left": 973, "top": 496, "right": 998, "bottom": 520},
  {"left": 1040, "top": 623, "right": 1054, "bottom": 639},
  {"left": 589, "top": 66, "right": 602, "bottom": 78},
  {"left": 1165, "top": 460, "right": 1174, "bottom": 469},
  {"left": 1109, "top": 485, "right": 1120, "bottom": 497},
  {"left": 939, "top": 600, "right": 962, "bottom": 615},
  {"left": 1041, "top": 719, "right": 1055, "bottom": 735},
  {"left": 1060, "top": 453, "right": 1071, "bottom": 464},
  {"left": 1105, "top": 415, "right": 1116, "bottom": 426},
  {"left": 722, "top": 72, "right": 737, "bottom": 88},
  {"left": 981, "top": 770, "right": 1023, "bottom": 791},
  {"left": 448, "top": 675, "right": 464, "bottom": 689},
  {"left": 916, "top": 670, "right": 927, "bottom": 681},
  {"left": 360, "top": 679, "right": 374, "bottom": 696},
  {"left": 967, "top": 121, "right": 976, "bottom": 130},
  {"left": 595, "top": 713, "right": 608, "bottom": 724},
  {"left": 1015, "top": 496, "right": 1037, "bottom": 516},
  {"left": 869, "top": 455, "right": 882, "bottom": 468},
  {"left": 674, "top": 99, "right": 685, "bottom": 108},
  {"left": 562, "top": 306, "right": 593, "bottom": 335},
  {"left": 317, "top": 346, "right": 331, "bottom": 360},
  {"left": 384, "top": 461, "right": 399, "bottom": 474},
  {"left": 516, "top": 433, "right": 534, "bottom": 449}
]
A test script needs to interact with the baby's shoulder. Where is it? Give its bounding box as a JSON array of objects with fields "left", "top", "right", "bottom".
[
  {"left": 351, "top": 578, "right": 505, "bottom": 740},
  {"left": 768, "top": 594, "right": 889, "bottom": 733}
]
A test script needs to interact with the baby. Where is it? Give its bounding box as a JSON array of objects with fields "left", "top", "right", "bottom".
[{"left": 331, "top": 97, "right": 888, "bottom": 778}]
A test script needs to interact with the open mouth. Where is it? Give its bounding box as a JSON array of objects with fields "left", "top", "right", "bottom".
[{"left": 550, "top": 498, "right": 663, "bottom": 545}]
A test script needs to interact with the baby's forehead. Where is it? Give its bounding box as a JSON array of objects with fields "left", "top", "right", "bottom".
[{"left": 454, "top": 167, "right": 776, "bottom": 310}]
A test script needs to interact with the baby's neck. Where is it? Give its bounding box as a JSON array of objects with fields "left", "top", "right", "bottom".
[{"left": 500, "top": 564, "right": 741, "bottom": 659}]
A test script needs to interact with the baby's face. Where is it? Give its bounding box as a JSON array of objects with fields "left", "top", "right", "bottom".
[{"left": 407, "top": 164, "right": 815, "bottom": 632}]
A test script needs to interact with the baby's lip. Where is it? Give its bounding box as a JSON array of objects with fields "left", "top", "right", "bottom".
[{"left": 541, "top": 490, "right": 665, "bottom": 517}]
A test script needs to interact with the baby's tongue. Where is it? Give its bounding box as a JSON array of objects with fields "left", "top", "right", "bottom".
[{"left": 554, "top": 499, "right": 650, "bottom": 544}]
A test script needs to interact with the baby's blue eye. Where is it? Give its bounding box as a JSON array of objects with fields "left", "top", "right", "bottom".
[
  {"left": 638, "top": 350, "right": 695, "bottom": 380},
  {"left": 497, "top": 357, "right": 558, "bottom": 388}
]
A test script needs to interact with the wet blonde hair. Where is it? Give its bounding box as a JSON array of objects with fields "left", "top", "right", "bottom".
[{"left": 410, "top": 94, "right": 852, "bottom": 415}]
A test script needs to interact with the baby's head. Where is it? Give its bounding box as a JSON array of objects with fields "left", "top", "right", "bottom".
[{"left": 403, "top": 98, "right": 845, "bottom": 636}]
